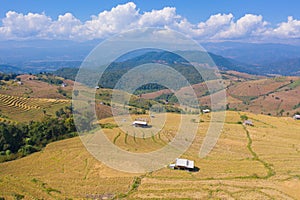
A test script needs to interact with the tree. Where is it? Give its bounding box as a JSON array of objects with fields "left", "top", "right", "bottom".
[
  {"left": 73, "top": 90, "right": 79, "bottom": 97},
  {"left": 5, "top": 149, "right": 11, "bottom": 156},
  {"left": 0, "top": 106, "right": 77, "bottom": 162},
  {"left": 240, "top": 115, "right": 248, "bottom": 121},
  {"left": 279, "top": 109, "right": 285, "bottom": 116}
]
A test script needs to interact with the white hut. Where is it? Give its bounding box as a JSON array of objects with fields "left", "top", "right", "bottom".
[
  {"left": 169, "top": 158, "right": 194, "bottom": 170},
  {"left": 132, "top": 120, "right": 148, "bottom": 127},
  {"left": 202, "top": 109, "right": 210, "bottom": 113},
  {"left": 243, "top": 120, "right": 254, "bottom": 126},
  {"left": 61, "top": 82, "right": 67, "bottom": 87},
  {"left": 293, "top": 115, "right": 300, "bottom": 120}
]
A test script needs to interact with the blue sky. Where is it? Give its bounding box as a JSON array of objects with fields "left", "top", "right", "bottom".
[
  {"left": 0, "top": 0, "right": 300, "bottom": 23},
  {"left": 1, "top": 0, "right": 299, "bottom": 24},
  {"left": 0, "top": 0, "right": 300, "bottom": 42}
]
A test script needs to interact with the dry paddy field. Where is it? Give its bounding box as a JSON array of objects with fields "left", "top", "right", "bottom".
[
  {"left": 226, "top": 77, "right": 300, "bottom": 115},
  {"left": 0, "top": 111, "right": 300, "bottom": 199},
  {"left": 0, "top": 93, "right": 70, "bottom": 122},
  {"left": 140, "top": 76, "right": 300, "bottom": 116},
  {"left": 0, "top": 75, "right": 72, "bottom": 99}
]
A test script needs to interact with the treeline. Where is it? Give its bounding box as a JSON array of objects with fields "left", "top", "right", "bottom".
[
  {"left": 0, "top": 73, "right": 18, "bottom": 81},
  {"left": 0, "top": 106, "right": 77, "bottom": 162},
  {"left": 35, "top": 73, "right": 64, "bottom": 85},
  {"left": 53, "top": 67, "right": 78, "bottom": 80},
  {"left": 133, "top": 83, "right": 167, "bottom": 95},
  {"left": 154, "top": 93, "right": 179, "bottom": 104},
  {"left": 52, "top": 50, "right": 210, "bottom": 89},
  {"left": 128, "top": 97, "right": 183, "bottom": 114}
]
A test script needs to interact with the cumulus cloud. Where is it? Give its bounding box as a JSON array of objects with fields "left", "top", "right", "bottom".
[
  {"left": 267, "top": 16, "right": 300, "bottom": 38},
  {"left": 0, "top": 11, "right": 51, "bottom": 39},
  {"left": 138, "top": 7, "right": 180, "bottom": 27},
  {"left": 47, "top": 13, "right": 82, "bottom": 39},
  {"left": 215, "top": 14, "right": 268, "bottom": 39},
  {"left": 193, "top": 13, "right": 234, "bottom": 37},
  {"left": 83, "top": 2, "right": 139, "bottom": 38},
  {"left": 0, "top": 2, "right": 299, "bottom": 42}
]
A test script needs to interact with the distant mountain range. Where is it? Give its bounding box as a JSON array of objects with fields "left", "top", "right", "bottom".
[
  {"left": 203, "top": 42, "right": 300, "bottom": 65},
  {"left": 203, "top": 42, "right": 300, "bottom": 76},
  {"left": 265, "top": 58, "right": 300, "bottom": 76},
  {"left": 53, "top": 50, "right": 255, "bottom": 89},
  {"left": 1, "top": 40, "right": 300, "bottom": 76},
  {"left": 0, "top": 64, "right": 25, "bottom": 74}
]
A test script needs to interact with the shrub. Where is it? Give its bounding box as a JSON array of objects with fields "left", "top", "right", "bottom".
[{"left": 240, "top": 115, "right": 248, "bottom": 121}]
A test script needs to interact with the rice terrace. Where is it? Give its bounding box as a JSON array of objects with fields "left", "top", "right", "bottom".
[
  {"left": 1, "top": 111, "right": 300, "bottom": 199},
  {"left": 1, "top": 1, "right": 300, "bottom": 200}
]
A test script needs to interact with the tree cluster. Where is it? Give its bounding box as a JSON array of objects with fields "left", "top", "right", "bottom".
[
  {"left": 0, "top": 73, "right": 18, "bottom": 81},
  {"left": 0, "top": 106, "right": 77, "bottom": 162}
]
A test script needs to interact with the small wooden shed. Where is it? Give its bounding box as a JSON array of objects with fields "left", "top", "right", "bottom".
[{"left": 243, "top": 120, "right": 254, "bottom": 126}]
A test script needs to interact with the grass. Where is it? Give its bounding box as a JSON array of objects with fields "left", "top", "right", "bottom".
[
  {"left": 241, "top": 121, "right": 275, "bottom": 179},
  {"left": 99, "top": 122, "right": 118, "bottom": 129},
  {"left": 289, "top": 79, "right": 300, "bottom": 89},
  {"left": 113, "top": 132, "right": 121, "bottom": 144},
  {"left": 0, "top": 111, "right": 300, "bottom": 199}
]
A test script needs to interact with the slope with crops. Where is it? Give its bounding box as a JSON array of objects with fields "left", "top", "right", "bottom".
[{"left": 0, "top": 111, "right": 299, "bottom": 199}]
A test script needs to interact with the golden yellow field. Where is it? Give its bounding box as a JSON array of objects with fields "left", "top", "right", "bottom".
[
  {"left": 0, "top": 93, "right": 70, "bottom": 122},
  {"left": 0, "top": 111, "right": 300, "bottom": 199}
]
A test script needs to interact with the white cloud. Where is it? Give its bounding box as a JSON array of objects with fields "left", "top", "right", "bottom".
[
  {"left": 0, "top": 11, "right": 51, "bottom": 39},
  {"left": 47, "top": 13, "right": 82, "bottom": 39},
  {"left": 82, "top": 2, "right": 139, "bottom": 38},
  {"left": 193, "top": 13, "right": 234, "bottom": 37},
  {"left": 0, "top": 2, "right": 299, "bottom": 42},
  {"left": 138, "top": 7, "right": 180, "bottom": 27},
  {"left": 267, "top": 16, "right": 300, "bottom": 38},
  {"left": 215, "top": 14, "right": 268, "bottom": 39}
]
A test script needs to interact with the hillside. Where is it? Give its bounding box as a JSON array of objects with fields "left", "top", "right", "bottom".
[
  {"left": 266, "top": 58, "right": 300, "bottom": 76},
  {"left": 0, "top": 111, "right": 299, "bottom": 199},
  {"left": 0, "top": 74, "right": 73, "bottom": 99},
  {"left": 2, "top": 71, "right": 300, "bottom": 121},
  {"left": 0, "top": 71, "right": 300, "bottom": 199},
  {"left": 0, "top": 73, "right": 164, "bottom": 123},
  {"left": 53, "top": 50, "right": 259, "bottom": 87},
  {"left": 0, "top": 74, "right": 73, "bottom": 122},
  {"left": 140, "top": 71, "right": 300, "bottom": 117},
  {"left": 225, "top": 76, "right": 300, "bottom": 116}
]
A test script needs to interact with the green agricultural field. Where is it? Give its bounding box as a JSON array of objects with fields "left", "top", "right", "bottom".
[{"left": 0, "top": 111, "right": 299, "bottom": 199}]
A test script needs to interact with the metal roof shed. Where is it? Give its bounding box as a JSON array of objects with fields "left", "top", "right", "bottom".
[
  {"left": 202, "top": 109, "right": 210, "bottom": 113},
  {"left": 175, "top": 158, "right": 194, "bottom": 169},
  {"left": 294, "top": 115, "right": 300, "bottom": 120},
  {"left": 132, "top": 121, "right": 148, "bottom": 127}
]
